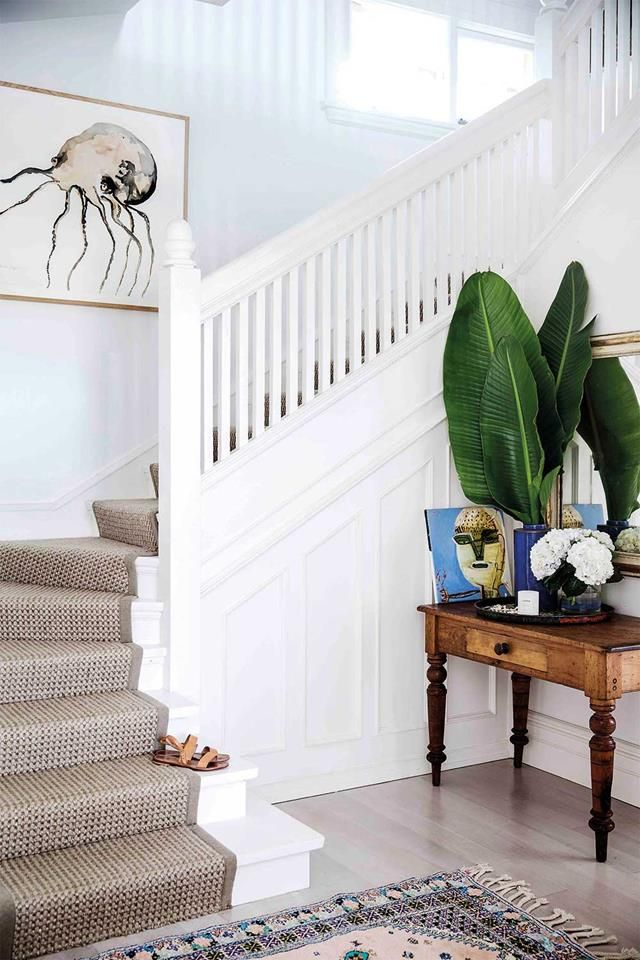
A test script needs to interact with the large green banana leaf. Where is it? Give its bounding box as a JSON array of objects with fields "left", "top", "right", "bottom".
[
  {"left": 479, "top": 336, "right": 547, "bottom": 524},
  {"left": 443, "top": 272, "right": 564, "bottom": 505},
  {"left": 579, "top": 357, "right": 640, "bottom": 519},
  {"left": 538, "top": 262, "right": 594, "bottom": 451}
]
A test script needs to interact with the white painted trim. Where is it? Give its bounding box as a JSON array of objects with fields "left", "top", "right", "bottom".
[
  {"left": 323, "top": 102, "right": 457, "bottom": 140},
  {"left": 0, "top": 438, "right": 157, "bottom": 511},
  {"left": 256, "top": 740, "right": 511, "bottom": 803},
  {"left": 526, "top": 711, "right": 640, "bottom": 807}
]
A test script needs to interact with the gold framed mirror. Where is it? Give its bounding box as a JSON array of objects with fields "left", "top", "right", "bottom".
[
  {"left": 545, "top": 331, "right": 640, "bottom": 577},
  {"left": 590, "top": 331, "right": 640, "bottom": 578}
]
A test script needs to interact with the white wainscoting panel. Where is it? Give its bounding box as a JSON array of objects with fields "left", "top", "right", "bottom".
[
  {"left": 305, "top": 519, "right": 362, "bottom": 747},
  {"left": 199, "top": 358, "right": 511, "bottom": 799}
]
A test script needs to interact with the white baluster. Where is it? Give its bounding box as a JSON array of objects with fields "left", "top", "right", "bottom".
[
  {"left": 159, "top": 218, "right": 202, "bottom": 702},
  {"left": 423, "top": 185, "right": 436, "bottom": 320},
  {"left": 380, "top": 211, "right": 393, "bottom": 349},
  {"left": 253, "top": 287, "right": 266, "bottom": 437},
  {"left": 617, "top": 0, "right": 631, "bottom": 107},
  {"left": 395, "top": 199, "right": 407, "bottom": 341},
  {"left": 236, "top": 297, "right": 249, "bottom": 447},
  {"left": 335, "top": 237, "right": 347, "bottom": 380},
  {"left": 351, "top": 228, "right": 363, "bottom": 371},
  {"left": 271, "top": 277, "right": 283, "bottom": 424},
  {"left": 449, "top": 168, "right": 464, "bottom": 297},
  {"left": 366, "top": 220, "right": 377, "bottom": 359},
  {"left": 590, "top": 7, "right": 605, "bottom": 145},
  {"left": 501, "top": 137, "right": 516, "bottom": 272},
  {"left": 632, "top": 0, "right": 640, "bottom": 94},
  {"left": 408, "top": 194, "right": 421, "bottom": 333},
  {"left": 603, "top": 0, "right": 617, "bottom": 127},
  {"left": 303, "top": 258, "right": 316, "bottom": 402},
  {"left": 287, "top": 267, "right": 300, "bottom": 415},
  {"left": 202, "top": 317, "right": 214, "bottom": 471},
  {"left": 319, "top": 248, "right": 332, "bottom": 391},
  {"left": 564, "top": 40, "right": 579, "bottom": 172},
  {"left": 217, "top": 307, "right": 231, "bottom": 460},
  {"left": 476, "top": 152, "right": 490, "bottom": 271},
  {"left": 436, "top": 177, "right": 450, "bottom": 313},
  {"left": 576, "top": 24, "right": 591, "bottom": 158}
]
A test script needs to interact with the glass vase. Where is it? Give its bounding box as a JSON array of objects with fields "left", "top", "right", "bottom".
[
  {"left": 513, "top": 524, "right": 556, "bottom": 613},
  {"left": 559, "top": 584, "right": 602, "bottom": 615}
]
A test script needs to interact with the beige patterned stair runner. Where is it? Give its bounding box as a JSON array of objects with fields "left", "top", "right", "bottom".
[{"left": 0, "top": 475, "right": 236, "bottom": 959}]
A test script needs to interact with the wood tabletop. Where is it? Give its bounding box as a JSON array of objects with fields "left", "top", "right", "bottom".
[{"left": 418, "top": 601, "right": 640, "bottom": 652}]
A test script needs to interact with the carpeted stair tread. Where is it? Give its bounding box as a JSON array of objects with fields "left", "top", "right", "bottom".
[
  {"left": 0, "top": 824, "right": 234, "bottom": 960},
  {"left": 93, "top": 499, "right": 158, "bottom": 552},
  {"left": 0, "top": 537, "right": 154, "bottom": 595},
  {"left": 0, "top": 755, "right": 197, "bottom": 861},
  {"left": 150, "top": 462, "right": 159, "bottom": 496},
  {"left": 0, "top": 639, "right": 141, "bottom": 702},
  {"left": 0, "top": 690, "right": 164, "bottom": 776},
  {"left": 0, "top": 582, "right": 134, "bottom": 643}
]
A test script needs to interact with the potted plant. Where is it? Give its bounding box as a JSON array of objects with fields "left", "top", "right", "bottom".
[{"left": 444, "top": 263, "right": 593, "bottom": 610}]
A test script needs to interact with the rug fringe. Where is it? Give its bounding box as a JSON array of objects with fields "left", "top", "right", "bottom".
[{"left": 465, "top": 864, "right": 639, "bottom": 960}]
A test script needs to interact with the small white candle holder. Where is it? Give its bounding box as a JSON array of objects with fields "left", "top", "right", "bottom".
[{"left": 518, "top": 590, "right": 539, "bottom": 616}]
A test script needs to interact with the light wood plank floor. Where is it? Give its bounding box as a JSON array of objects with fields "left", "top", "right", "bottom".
[{"left": 47, "top": 760, "right": 640, "bottom": 959}]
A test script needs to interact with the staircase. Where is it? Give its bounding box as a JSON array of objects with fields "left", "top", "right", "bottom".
[{"left": 0, "top": 472, "right": 322, "bottom": 959}]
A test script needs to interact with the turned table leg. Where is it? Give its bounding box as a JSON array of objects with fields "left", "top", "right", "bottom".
[
  {"left": 589, "top": 698, "right": 616, "bottom": 863},
  {"left": 510, "top": 673, "right": 530, "bottom": 768},
  {"left": 427, "top": 653, "right": 447, "bottom": 786}
]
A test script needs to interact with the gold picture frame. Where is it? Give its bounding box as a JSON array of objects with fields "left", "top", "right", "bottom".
[
  {"left": 0, "top": 81, "right": 189, "bottom": 312},
  {"left": 592, "top": 330, "right": 640, "bottom": 579}
]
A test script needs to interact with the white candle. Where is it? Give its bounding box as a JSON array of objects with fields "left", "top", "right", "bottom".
[{"left": 518, "top": 590, "right": 539, "bottom": 616}]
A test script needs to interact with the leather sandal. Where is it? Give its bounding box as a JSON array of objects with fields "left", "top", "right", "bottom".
[{"left": 152, "top": 734, "right": 230, "bottom": 771}]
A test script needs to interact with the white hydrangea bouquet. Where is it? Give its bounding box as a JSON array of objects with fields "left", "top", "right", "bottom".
[
  {"left": 530, "top": 528, "right": 615, "bottom": 598},
  {"left": 615, "top": 527, "right": 640, "bottom": 554}
]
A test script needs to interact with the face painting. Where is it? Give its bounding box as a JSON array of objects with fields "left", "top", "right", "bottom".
[{"left": 453, "top": 507, "right": 507, "bottom": 598}]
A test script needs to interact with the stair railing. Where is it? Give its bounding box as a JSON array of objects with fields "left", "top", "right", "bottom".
[
  {"left": 198, "top": 80, "right": 552, "bottom": 470},
  {"left": 555, "top": 0, "right": 639, "bottom": 182}
]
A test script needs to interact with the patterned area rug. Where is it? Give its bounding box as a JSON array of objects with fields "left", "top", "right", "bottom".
[{"left": 95, "top": 865, "right": 638, "bottom": 960}]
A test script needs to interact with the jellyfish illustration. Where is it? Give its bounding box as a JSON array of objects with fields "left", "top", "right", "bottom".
[{"left": 0, "top": 123, "right": 157, "bottom": 297}]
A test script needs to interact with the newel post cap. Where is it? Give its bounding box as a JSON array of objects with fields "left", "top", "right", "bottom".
[{"left": 164, "top": 218, "right": 197, "bottom": 266}]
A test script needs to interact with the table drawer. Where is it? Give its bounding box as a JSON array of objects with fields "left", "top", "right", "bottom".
[{"left": 466, "top": 628, "right": 548, "bottom": 673}]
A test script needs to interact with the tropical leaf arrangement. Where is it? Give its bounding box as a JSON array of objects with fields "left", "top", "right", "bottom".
[{"left": 443, "top": 262, "right": 640, "bottom": 525}]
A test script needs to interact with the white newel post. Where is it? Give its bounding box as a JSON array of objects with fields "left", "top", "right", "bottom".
[
  {"left": 159, "top": 220, "right": 202, "bottom": 706},
  {"left": 535, "top": 0, "right": 569, "bottom": 185}
]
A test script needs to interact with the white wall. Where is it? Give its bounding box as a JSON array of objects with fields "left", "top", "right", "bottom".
[
  {"left": 519, "top": 132, "right": 640, "bottom": 805},
  {"left": 0, "top": 0, "right": 540, "bottom": 539}
]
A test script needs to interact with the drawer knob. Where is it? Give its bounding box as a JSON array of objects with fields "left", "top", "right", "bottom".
[{"left": 494, "top": 642, "right": 510, "bottom": 656}]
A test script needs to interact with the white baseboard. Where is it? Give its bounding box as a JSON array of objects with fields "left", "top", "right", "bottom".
[
  {"left": 255, "top": 741, "right": 511, "bottom": 803},
  {"left": 526, "top": 711, "right": 640, "bottom": 807}
]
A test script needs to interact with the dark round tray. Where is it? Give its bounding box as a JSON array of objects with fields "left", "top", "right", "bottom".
[{"left": 475, "top": 597, "right": 614, "bottom": 626}]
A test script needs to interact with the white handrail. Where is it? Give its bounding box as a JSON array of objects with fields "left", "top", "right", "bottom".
[{"left": 201, "top": 81, "right": 551, "bottom": 317}]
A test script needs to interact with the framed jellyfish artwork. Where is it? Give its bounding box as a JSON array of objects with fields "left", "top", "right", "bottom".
[
  {"left": 0, "top": 81, "right": 189, "bottom": 311},
  {"left": 425, "top": 506, "right": 513, "bottom": 604}
]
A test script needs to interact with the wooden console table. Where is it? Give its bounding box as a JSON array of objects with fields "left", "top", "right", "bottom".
[{"left": 418, "top": 602, "right": 640, "bottom": 862}]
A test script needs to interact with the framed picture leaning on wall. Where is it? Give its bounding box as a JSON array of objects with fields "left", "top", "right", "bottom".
[{"left": 0, "top": 81, "right": 189, "bottom": 311}]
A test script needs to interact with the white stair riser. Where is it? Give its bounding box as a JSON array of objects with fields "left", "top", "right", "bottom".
[
  {"left": 135, "top": 557, "right": 159, "bottom": 600},
  {"left": 131, "top": 601, "right": 163, "bottom": 644},
  {"left": 139, "top": 648, "right": 167, "bottom": 691},
  {"left": 198, "top": 780, "right": 247, "bottom": 822},
  {"left": 232, "top": 852, "right": 310, "bottom": 905}
]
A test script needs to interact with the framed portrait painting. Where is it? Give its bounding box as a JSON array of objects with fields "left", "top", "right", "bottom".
[{"left": 0, "top": 81, "right": 189, "bottom": 311}]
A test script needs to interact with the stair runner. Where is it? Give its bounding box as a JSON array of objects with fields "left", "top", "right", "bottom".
[{"left": 0, "top": 466, "right": 235, "bottom": 960}]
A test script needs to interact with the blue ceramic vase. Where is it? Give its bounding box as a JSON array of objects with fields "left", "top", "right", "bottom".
[
  {"left": 513, "top": 523, "right": 557, "bottom": 612},
  {"left": 598, "top": 519, "right": 629, "bottom": 546}
]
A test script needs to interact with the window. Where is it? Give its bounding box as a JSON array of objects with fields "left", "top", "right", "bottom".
[
  {"left": 457, "top": 28, "right": 534, "bottom": 122},
  {"left": 327, "top": 0, "right": 535, "bottom": 137},
  {"left": 336, "top": 1, "right": 451, "bottom": 122}
]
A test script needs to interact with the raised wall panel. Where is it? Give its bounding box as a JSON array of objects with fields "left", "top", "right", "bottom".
[
  {"left": 447, "top": 659, "right": 497, "bottom": 723},
  {"left": 223, "top": 574, "right": 287, "bottom": 755},
  {"left": 304, "top": 519, "right": 361, "bottom": 746},
  {"left": 377, "top": 463, "right": 431, "bottom": 734}
]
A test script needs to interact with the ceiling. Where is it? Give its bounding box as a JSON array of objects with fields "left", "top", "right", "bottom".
[{"left": 0, "top": 0, "right": 231, "bottom": 23}]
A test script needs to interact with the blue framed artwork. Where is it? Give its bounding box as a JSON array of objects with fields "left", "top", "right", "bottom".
[
  {"left": 425, "top": 506, "right": 512, "bottom": 604},
  {"left": 563, "top": 503, "right": 605, "bottom": 530}
]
